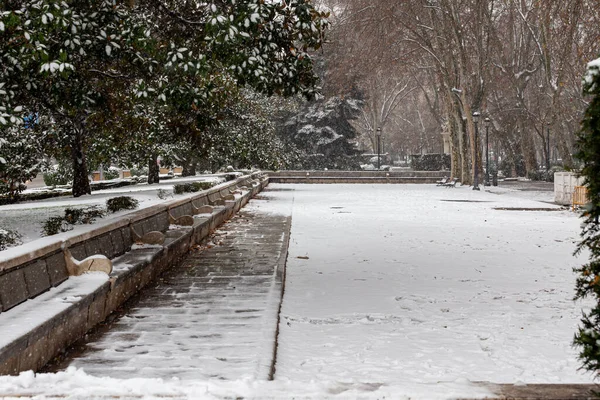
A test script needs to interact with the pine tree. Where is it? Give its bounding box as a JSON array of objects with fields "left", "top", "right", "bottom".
[{"left": 573, "top": 56, "right": 600, "bottom": 375}]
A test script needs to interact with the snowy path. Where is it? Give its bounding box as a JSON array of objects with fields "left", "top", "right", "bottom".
[
  {"left": 45, "top": 190, "right": 292, "bottom": 381},
  {"left": 274, "top": 184, "right": 593, "bottom": 391}
]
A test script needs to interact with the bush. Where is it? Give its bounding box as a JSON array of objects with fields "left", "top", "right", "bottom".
[
  {"left": 42, "top": 216, "right": 72, "bottom": 236},
  {"left": 410, "top": 154, "right": 451, "bottom": 171},
  {"left": 527, "top": 170, "right": 554, "bottom": 182},
  {"left": 42, "top": 206, "right": 105, "bottom": 236},
  {"left": 129, "top": 166, "right": 149, "bottom": 177},
  {"left": 106, "top": 196, "right": 139, "bottom": 213},
  {"left": 173, "top": 181, "right": 216, "bottom": 195},
  {"left": 157, "top": 189, "right": 172, "bottom": 200},
  {"left": 43, "top": 163, "right": 72, "bottom": 187},
  {"left": 103, "top": 168, "right": 120, "bottom": 180},
  {"left": 0, "top": 228, "right": 22, "bottom": 250}
]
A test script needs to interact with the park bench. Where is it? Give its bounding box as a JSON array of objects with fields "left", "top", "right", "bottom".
[
  {"left": 436, "top": 177, "right": 449, "bottom": 186},
  {"left": 443, "top": 178, "right": 459, "bottom": 188}
]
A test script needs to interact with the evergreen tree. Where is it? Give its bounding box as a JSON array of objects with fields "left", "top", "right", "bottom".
[
  {"left": 573, "top": 56, "right": 600, "bottom": 375},
  {"left": 280, "top": 96, "right": 363, "bottom": 170}
]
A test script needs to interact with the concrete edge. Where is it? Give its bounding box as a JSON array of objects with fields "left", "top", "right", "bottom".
[
  {"left": 267, "top": 187, "right": 292, "bottom": 381},
  {"left": 468, "top": 383, "right": 599, "bottom": 400}
]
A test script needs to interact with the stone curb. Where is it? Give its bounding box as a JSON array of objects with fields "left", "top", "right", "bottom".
[{"left": 473, "top": 383, "right": 598, "bottom": 400}]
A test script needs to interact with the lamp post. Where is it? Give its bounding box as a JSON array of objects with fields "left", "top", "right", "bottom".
[
  {"left": 484, "top": 117, "right": 490, "bottom": 186},
  {"left": 376, "top": 127, "right": 382, "bottom": 170},
  {"left": 472, "top": 112, "right": 480, "bottom": 190},
  {"left": 546, "top": 123, "right": 551, "bottom": 174}
]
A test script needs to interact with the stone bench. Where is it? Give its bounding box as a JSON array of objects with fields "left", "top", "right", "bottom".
[{"left": 0, "top": 172, "right": 268, "bottom": 375}]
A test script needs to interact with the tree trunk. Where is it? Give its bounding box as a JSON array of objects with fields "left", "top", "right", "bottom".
[
  {"left": 521, "top": 125, "right": 538, "bottom": 176},
  {"left": 71, "top": 129, "right": 91, "bottom": 198},
  {"left": 181, "top": 159, "right": 197, "bottom": 177},
  {"left": 148, "top": 155, "right": 160, "bottom": 184},
  {"left": 556, "top": 122, "right": 574, "bottom": 168}
]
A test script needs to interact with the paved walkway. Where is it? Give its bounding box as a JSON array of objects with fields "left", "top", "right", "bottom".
[{"left": 49, "top": 188, "right": 292, "bottom": 381}]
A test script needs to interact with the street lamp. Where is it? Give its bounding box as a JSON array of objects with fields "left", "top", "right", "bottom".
[
  {"left": 472, "top": 111, "right": 480, "bottom": 190},
  {"left": 484, "top": 117, "right": 491, "bottom": 186},
  {"left": 546, "top": 122, "right": 551, "bottom": 174},
  {"left": 376, "top": 127, "right": 382, "bottom": 170}
]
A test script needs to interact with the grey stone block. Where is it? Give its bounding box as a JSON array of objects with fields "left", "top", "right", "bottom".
[
  {"left": 97, "top": 234, "right": 114, "bottom": 258},
  {"left": 84, "top": 238, "right": 103, "bottom": 258},
  {"left": 70, "top": 243, "right": 87, "bottom": 260},
  {"left": 132, "top": 220, "right": 145, "bottom": 236},
  {"left": 22, "top": 260, "right": 51, "bottom": 298},
  {"left": 0, "top": 269, "right": 29, "bottom": 311},
  {"left": 142, "top": 217, "right": 159, "bottom": 235},
  {"left": 110, "top": 229, "right": 125, "bottom": 257},
  {"left": 157, "top": 212, "right": 170, "bottom": 232},
  {"left": 120, "top": 226, "right": 133, "bottom": 250},
  {"left": 46, "top": 252, "right": 69, "bottom": 286}
]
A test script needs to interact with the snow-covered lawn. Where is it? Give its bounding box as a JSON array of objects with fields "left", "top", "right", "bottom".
[
  {"left": 274, "top": 184, "right": 593, "bottom": 393},
  {"left": 0, "top": 175, "right": 224, "bottom": 246}
]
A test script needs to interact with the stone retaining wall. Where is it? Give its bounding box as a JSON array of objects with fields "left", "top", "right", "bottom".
[
  {"left": 0, "top": 172, "right": 268, "bottom": 375},
  {"left": 268, "top": 170, "right": 444, "bottom": 184}
]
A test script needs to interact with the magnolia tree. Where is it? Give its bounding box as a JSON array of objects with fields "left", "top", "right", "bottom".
[
  {"left": 1, "top": 0, "right": 329, "bottom": 196},
  {"left": 574, "top": 57, "right": 600, "bottom": 375},
  {"left": 1, "top": 0, "right": 155, "bottom": 196}
]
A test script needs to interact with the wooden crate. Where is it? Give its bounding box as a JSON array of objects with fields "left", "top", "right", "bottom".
[{"left": 572, "top": 186, "right": 589, "bottom": 209}]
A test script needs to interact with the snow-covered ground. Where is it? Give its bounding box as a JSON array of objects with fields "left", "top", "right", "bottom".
[
  {"left": 274, "top": 184, "right": 592, "bottom": 391},
  {"left": 0, "top": 175, "right": 224, "bottom": 246},
  {"left": 0, "top": 183, "right": 593, "bottom": 399}
]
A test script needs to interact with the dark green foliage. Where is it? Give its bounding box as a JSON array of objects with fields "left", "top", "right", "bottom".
[
  {"left": 0, "top": 228, "right": 22, "bottom": 250},
  {"left": 42, "top": 206, "right": 105, "bottom": 236},
  {"left": 173, "top": 181, "right": 216, "bottom": 195},
  {"left": 280, "top": 96, "right": 363, "bottom": 170},
  {"left": 42, "top": 216, "right": 71, "bottom": 236},
  {"left": 156, "top": 189, "right": 172, "bottom": 200},
  {"left": 106, "top": 196, "right": 139, "bottom": 213},
  {"left": 573, "top": 57, "right": 600, "bottom": 377},
  {"left": 43, "top": 163, "right": 73, "bottom": 187},
  {"left": 527, "top": 170, "right": 554, "bottom": 182},
  {"left": 410, "top": 154, "right": 451, "bottom": 171},
  {"left": 103, "top": 169, "right": 120, "bottom": 180}
]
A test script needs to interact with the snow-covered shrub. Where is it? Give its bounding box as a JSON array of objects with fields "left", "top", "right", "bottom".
[
  {"left": 129, "top": 166, "right": 149, "bottom": 178},
  {"left": 281, "top": 97, "right": 363, "bottom": 170},
  {"left": 156, "top": 189, "right": 172, "bottom": 200},
  {"left": 0, "top": 126, "right": 45, "bottom": 199},
  {"left": 573, "top": 56, "right": 600, "bottom": 376},
  {"left": 106, "top": 196, "right": 139, "bottom": 213},
  {"left": 42, "top": 206, "right": 105, "bottom": 236},
  {"left": 103, "top": 168, "right": 120, "bottom": 181},
  {"left": 410, "top": 154, "right": 451, "bottom": 171},
  {"left": 173, "top": 181, "right": 215, "bottom": 195},
  {"left": 43, "top": 163, "right": 72, "bottom": 187},
  {"left": 0, "top": 228, "right": 22, "bottom": 251}
]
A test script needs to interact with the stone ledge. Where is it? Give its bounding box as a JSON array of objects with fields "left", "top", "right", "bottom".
[{"left": 0, "top": 172, "right": 267, "bottom": 375}]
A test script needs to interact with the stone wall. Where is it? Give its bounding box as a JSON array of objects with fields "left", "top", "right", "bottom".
[
  {"left": 0, "top": 172, "right": 268, "bottom": 375},
  {"left": 268, "top": 170, "right": 444, "bottom": 184}
]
